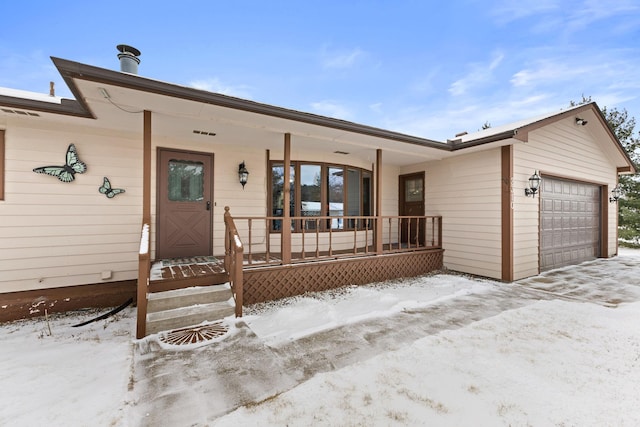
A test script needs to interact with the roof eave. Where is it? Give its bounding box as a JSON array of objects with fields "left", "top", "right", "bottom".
[
  {"left": 447, "top": 130, "right": 518, "bottom": 150},
  {"left": 0, "top": 94, "right": 91, "bottom": 118},
  {"left": 51, "top": 57, "right": 450, "bottom": 151},
  {"left": 453, "top": 102, "right": 637, "bottom": 174}
]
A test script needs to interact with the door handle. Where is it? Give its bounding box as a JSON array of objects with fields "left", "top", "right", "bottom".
[{"left": 206, "top": 201, "right": 211, "bottom": 211}]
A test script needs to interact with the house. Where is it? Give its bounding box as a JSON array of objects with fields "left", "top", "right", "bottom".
[{"left": 0, "top": 47, "right": 634, "bottom": 337}]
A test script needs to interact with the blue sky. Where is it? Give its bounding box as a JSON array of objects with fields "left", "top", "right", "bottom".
[{"left": 1, "top": 0, "right": 639, "bottom": 141}]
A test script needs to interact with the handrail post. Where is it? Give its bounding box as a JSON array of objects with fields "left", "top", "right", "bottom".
[
  {"left": 136, "top": 223, "right": 150, "bottom": 339},
  {"left": 234, "top": 243, "right": 243, "bottom": 317},
  {"left": 224, "top": 207, "right": 231, "bottom": 272},
  {"left": 136, "top": 110, "right": 152, "bottom": 339},
  {"left": 224, "top": 206, "right": 244, "bottom": 318}
]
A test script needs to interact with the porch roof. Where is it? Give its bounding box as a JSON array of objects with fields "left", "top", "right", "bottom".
[{"left": 0, "top": 57, "right": 457, "bottom": 166}]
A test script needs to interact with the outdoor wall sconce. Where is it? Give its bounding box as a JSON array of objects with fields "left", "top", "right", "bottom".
[
  {"left": 238, "top": 161, "right": 249, "bottom": 189},
  {"left": 609, "top": 185, "right": 622, "bottom": 203},
  {"left": 575, "top": 117, "right": 588, "bottom": 126},
  {"left": 524, "top": 170, "right": 542, "bottom": 198}
]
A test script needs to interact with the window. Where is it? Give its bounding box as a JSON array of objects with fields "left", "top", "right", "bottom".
[
  {"left": 270, "top": 161, "right": 372, "bottom": 232},
  {"left": 328, "top": 166, "right": 344, "bottom": 229},
  {"left": 0, "top": 130, "right": 4, "bottom": 201},
  {"left": 271, "top": 164, "right": 295, "bottom": 231},
  {"left": 300, "top": 164, "right": 321, "bottom": 217}
]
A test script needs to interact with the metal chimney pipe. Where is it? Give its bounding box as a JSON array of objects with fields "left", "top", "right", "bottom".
[{"left": 116, "top": 44, "right": 141, "bottom": 74}]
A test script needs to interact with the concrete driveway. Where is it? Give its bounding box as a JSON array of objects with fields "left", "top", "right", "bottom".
[{"left": 130, "top": 253, "right": 640, "bottom": 426}]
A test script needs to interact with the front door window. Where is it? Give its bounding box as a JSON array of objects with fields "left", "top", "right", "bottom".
[
  {"left": 404, "top": 177, "right": 423, "bottom": 203},
  {"left": 168, "top": 160, "right": 204, "bottom": 202}
]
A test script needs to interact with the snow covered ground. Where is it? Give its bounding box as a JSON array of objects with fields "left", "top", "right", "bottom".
[{"left": 1, "top": 249, "right": 640, "bottom": 426}]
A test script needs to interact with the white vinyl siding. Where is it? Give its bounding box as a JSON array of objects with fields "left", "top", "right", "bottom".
[
  {"left": 513, "top": 117, "right": 618, "bottom": 280},
  {"left": 423, "top": 149, "right": 502, "bottom": 279},
  {"left": 0, "top": 125, "right": 142, "bottom": 293}
]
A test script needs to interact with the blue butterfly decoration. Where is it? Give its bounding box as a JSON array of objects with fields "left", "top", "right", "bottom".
[
  {"left": 99, "top": 177, "right": 125, "bottom": 198},
  {"left": 33, "top": 143, "right": 87, "bottom": 182}
]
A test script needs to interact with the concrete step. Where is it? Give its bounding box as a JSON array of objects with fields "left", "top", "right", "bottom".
[
  {"left": 146, "top": 300, "right": 235, "bottom": 335},
  {"left": 147, "top": 283, "right": 232, "bottom": 313}
]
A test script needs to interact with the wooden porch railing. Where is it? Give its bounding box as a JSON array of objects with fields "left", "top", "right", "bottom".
[
  {"left": 228, "top": 212, "right": 442, "bottom": 267},
  {"left": 224, "top": 207, "right": 244, "bottom": 317}
]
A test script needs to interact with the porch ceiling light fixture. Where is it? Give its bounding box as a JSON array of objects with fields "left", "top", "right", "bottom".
[
  {"left": 609, "top": 185, "right": 622, "bottom": 203},
  {"left": 524, "top": 170, "right": 542, "bottom": 198},
  {"left": 575, "top": 117, "right": 588, "bottom": 126},
  {"left": 238, "top": 161, "right": 249, "bottom": 189}
]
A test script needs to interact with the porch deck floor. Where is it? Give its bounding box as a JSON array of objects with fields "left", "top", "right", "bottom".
[
  {"left": 150, "top": 243, "right": 438, "bottom": 292},
  {"left": 150, "top": 257, "right": 227, "bottom": 292}
]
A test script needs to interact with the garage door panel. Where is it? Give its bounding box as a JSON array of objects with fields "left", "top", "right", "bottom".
[{"left": 540, "top": 177, "right": 600, "bottom": 271}]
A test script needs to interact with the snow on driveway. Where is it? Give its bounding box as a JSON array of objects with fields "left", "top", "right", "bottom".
[{"left": 1, "top": 249, "right": 639, "bottom": 426}]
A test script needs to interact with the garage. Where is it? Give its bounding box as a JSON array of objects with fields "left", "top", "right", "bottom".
[{"left": 540, "top": 177, "right": 601, "bottom": 270}]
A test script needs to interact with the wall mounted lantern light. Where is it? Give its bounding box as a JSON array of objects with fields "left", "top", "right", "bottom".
[
  {"left": 575, "top": 117, "right": 588, "bottom": 126},
  {"left": 238, "top": 161, "right": 249, "bottom": 189},
  {"left": 609, "top": 185, "right": 622, "bottom": 203},
  {"left": 524, "top": 170, "right": 542, "bottom": 198}
]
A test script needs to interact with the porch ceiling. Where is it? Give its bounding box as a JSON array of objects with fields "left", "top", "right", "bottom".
[{"left": 72, "top": 79, "right": 451, "bottom": 166}]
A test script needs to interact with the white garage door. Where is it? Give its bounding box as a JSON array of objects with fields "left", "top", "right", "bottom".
[{"left": 540, "top": 177, "right": 601, "bottom": 271}]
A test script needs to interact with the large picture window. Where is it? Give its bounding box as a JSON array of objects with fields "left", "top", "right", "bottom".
[{"left": 270, "top": 161, "right": 372, "bottom": 232}]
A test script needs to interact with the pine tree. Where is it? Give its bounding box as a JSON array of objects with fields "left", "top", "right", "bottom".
[
  {"left": 571, "top": 97, "right": 640, "bottom": 245},
  {"left": 604, "top": 107, "right": 640, "bottom": 246}
]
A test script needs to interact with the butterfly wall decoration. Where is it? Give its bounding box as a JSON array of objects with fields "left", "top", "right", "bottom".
[
  {"left": 33, "top": 143, "right": 87, "bottom": 182},
  {"left": 99, "top": 177, "right": 125, "bottom": 198}
]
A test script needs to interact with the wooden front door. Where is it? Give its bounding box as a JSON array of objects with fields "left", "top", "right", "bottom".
[
  {"left": 157, "top": 148, "right": 213, "bottom": 259},
  {"left": 399, "top": 172, "right": 425, "bottom": 245}
]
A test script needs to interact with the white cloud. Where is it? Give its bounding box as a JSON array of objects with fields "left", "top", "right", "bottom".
[
  {"left": 490, "top": 0, "right": 560, "bottom": 24},
  {"left": 379, "top": 93, "right": 567, "bottom": 142},
  {"left": 509, "top": 52, "right": 638, "bottom": 90},
  {"left": 369, "top": 102, "right": 383, "bottom": 114},
  {"left": 509, "top": 62, "right": 570, "bottom": 87},
  {"left": 321, "top": 47, "right": 365, "bottom": 69},
  {"left": 189, "top": 78, "right": 253, "bottom": 99},
  {"left": 410, "top": 68, "right": 441, "bottom": 95},
  {"left": 448, "top": 52, "right": 504, "bottom": 96},
  {"left": 565, "top": 0, "right": 640, "bottom": 32},
  {"left": 310, "top": 100, "right": 353, "bottom": 120},
  {"left": 491, "top": 0, "right": 639, "bottom": 36}
]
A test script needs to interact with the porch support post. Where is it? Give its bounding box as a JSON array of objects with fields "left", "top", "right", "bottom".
[
  {"left": 136, "top": 110, "right": 152, "bottom": 339},
  {"left": 501, "top": 145, "right": 513, "bottom": 281},
  {"left": 601, "top": 184, "right": 609, "bottom": 258},
  {"left": 375, "top": 148, "right": 383, "bottom": 254},
  {"left": 282, "top": 133, "right": 292, "bottom": 264}
]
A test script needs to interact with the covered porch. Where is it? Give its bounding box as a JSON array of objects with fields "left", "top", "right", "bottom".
[
  {"left": 130, "top": 104, "right": 449, "bottom": 338},
  {"left": 136, "top": 209, "right": 443, "bottom": 338}
]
